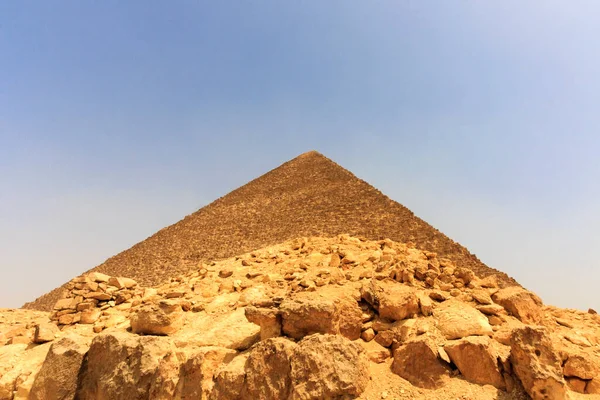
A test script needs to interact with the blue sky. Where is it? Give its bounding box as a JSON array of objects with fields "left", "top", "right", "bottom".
[{"left": 1, "top": 1, "right": 599, "bottom": 310}]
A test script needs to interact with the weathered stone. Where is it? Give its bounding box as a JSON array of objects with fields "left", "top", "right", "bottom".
[
  {"left": 0, "top": 341, "right": 50, "bottom": 400},
  {"left": 362, "top": 280, "right": 419, "bottom": 321},
  {"left": 10, "top": 335, "right": 32, "bottom": 345},
  {"left": 76, "top": 331, "right": 176, "bottom": 400},
  {"left": 335, "top": 294, "right": 363, "bottom": 340},
  {"left": 108, "top": 276, "right": 137, "bottom": 289},
  {"left": 237, "top": 285, "right": 272, "bottom": 307},
  {"left": 492, "top": 287, "right": 543, "bottom": 324},
  {"left": 329, "top": 253, "right": 341, "bottom": 268},
  {"left": 566, "top": 377, "right": 587, "bottom": 393},
  {"left": 290, "top": 334, "right": 369, "bottom": 399},
  {"left": 416, "top": 292, "right": 433, "bottom": 316},
  {"left": 84, "top": 291, "right": 111, "bottom": 301},
  {"left": 176, "top": 346, "right": 237, "bottom": 399},
  {"left": 243, "top": 338, "right": 296, "bottom": 400},
  {"left": 245, "top": 307, "right": 281, "bottom": 340},
  {"left": 389, "top": 318, "right": 418, "bottom": 349},
  {"left": 177, "top": 308, "right": 260, "bottom": 350},
  {"left": 391, "top": 335, "right": 450, "bottom": 389},
  {"left": 80, "top": 309, "right": 102, "bottom": 325},
  {"left": 587, "top": 378, "right": 600, "bottom": 394},
  {"left": 478, "top": 275, "right": 499, "bottom": 288},
  {"left": 360, "top": 339, "right": 390, "bottom": 363},
  {"left": 454, "top": 267, "right": 475, "bottom": 285},
  {"left": 165, "top": 290, "right": 186, "bottom": 299},
  {"left": 58, "top": 313, "right": 80, "bottom": 325},
  {"left": 76, "top": 301, "right": 96, "bottom": 312},
  {"left": 563, "top": 352, "right": 600, "bottom": 380},
  {"left": 219, "top": 269, "right": 233, "bottom": 278},
  {"left": 149, "top": 350, "right": 182, "bottom": 399},
  {"left": 429, "top": 290, "right": 450, "bottom": 302},
  {"left": 471, "top": 289, "right": 493, "bottom": 305},
  {"left": 564, "top": 332, "right": 592, "bottom": 347},
  {"left": 374, "top": 330, "right": 395, "bottom": 348},
  {"left": 53, "top": 298, "right": 77, "bottom": 310},
  {"left": 33, "top": 323, "right": 59, "bottom": 344},
  {"left": 361, "top": 327, "right": 375, "bottom": 342},
  {"left": 280, "top": 292, "right": 362, "bottom": 340},
  {"left": 29, "top": 334, "right": 91, "bottom": 400},
  {"left": 210, "top": 353, "right": 249, "bottom": 400},
  {"left": 130, "top": 300, "right": 184, "bottom": 335},
  {"left": 444, "top": 336, "right": 505, "bottom": 389},
  {"left": 476, "top": 304, "right": 506, "bottom": 316},
  {"left": 433, "top": 300, "right": 493, "bottom": 339},
  {"left": 510, "top": 326, "right": 566, "bottom": 400},
  {"left": 488, "top": 315, "right": 505, "bottom": 325},
  {"left": 88, "top": 272, "right": 110, "bottom": 283},
  {"left": 280, "top": 296, "right": 336, "bottom": 338},
  {"left": 555, "top": 318, "right": 573, "bottom": 328}
]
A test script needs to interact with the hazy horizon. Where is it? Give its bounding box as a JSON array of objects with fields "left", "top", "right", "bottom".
[{"left": 2, "top": 1, "right": 600, "bottom": 310}]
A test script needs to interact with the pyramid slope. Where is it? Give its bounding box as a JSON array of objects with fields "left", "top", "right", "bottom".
[{"left": 24, "top": 151, "right": 518, "bottom": 311}]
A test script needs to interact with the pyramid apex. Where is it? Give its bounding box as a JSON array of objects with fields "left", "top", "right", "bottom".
[{"left": 296, "top": 150, "right": 324, "bottom": 158}]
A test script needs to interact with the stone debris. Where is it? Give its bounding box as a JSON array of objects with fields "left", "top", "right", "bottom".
[
  {"left": 2, "top": 235, "right": 600, "bottom": 399},
  {"left": 49, "top": 273, "right": 143, "bottom": 334},
  {"left": 433, "top": 299, "right": 493, "bottom": 340},
  {"left": 510, "top": 326, "right": 567, "bottom": 400},
  {"left": 33, "top": 323, "right": 59, "bottom": 344},
  {"left": 492, "top": 287, "right": 543, "bottom": 324},
  {"left": 29, "top": 334, "right": 91, "bottom": 400},
  {"left": 130, "top": 299, "right": 184, "bottom": 335},
  {"left": 444, "top": 336, "right": 506, "bottom": 389},
  {"left": 391, "top": 334, "right": 451, "bottom": 389},
  {"left": 290, "top": 334, "right": 370, "bottom": 399}
]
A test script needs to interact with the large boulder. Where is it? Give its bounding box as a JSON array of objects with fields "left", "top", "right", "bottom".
[
  {"left": 372, "top": 318, "right": 418, "bottom": 350},
  {"left": 107, "top": 276, "right": 137, "bottom": 289},
  {"left": 130, "top": 300, "right": 184, "bottom": 335},
  {"left": 176, "top": 308, "right": 260, "bottom": 350},
  {"left": 290, "top": 334, "right": 369, "bottom": 399},
  {"left": 175, "top": 346, "right": 237, "bottom": 399},
  {"left": 361, "top": 280, "right": 419, "bottom": 321},
  {"left": 563, "top": 352, "right": 600, "bottom": 381},
  {"left": 492, "top": 287, "right": 543, "bottom": 324},
  {"left": 29, "top": 334, "right": 91, "bottom": 400},
  {"left": 391, "top": 335, "right": 450, "bottom": 389},
  {"left": 280, "top": 291, "right": 362, "bottom": 340},
  {"left": 210, "top": 354, "right": 249, "bottom": 400},
  {"left": 510, "top": 326, "right": 566, "bottom": 400},
  {"left": 0, "top": 342, "right": 51, "bottom": 400},
  {"left": 76, "top": 331, "right": 178, "bottom": 399},
  {"left": 359, "top": 339, "right": 391, "bottom": 363},
  {"left": 149, "top": 350, "right": 183, "bottom": 399},
  {"left": 245, "top": 307, "right": 282, "bottom": 340},
  {"left": 280, "top": 296, "right": 337, "bottom": 339},
  {"left": 244, "top": 338, "right": 297, "bottom": 400},
  {"left": 587, "top": 378, "right": 600, "bottom": 394},
  {"left": 33, "top": 323, "right": 59, "bottom": 344},
  {"left": 335, "top": 295, "right": 364, "bottom": 340},
  {"left": 433, "top": 300, "right": 493, "bottom": 340},
  {"left": 444, "top": 336, "right": 505, "bottom": 389}
]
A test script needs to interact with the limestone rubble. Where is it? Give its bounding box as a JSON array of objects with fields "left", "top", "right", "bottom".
[{"left": 2, "top": 235, "right": 600, "bottom": 399}]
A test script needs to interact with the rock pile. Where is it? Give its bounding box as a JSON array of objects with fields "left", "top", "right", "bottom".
[
  {"left": 2, "top": 235, "right": 600, "bottom": 399},
  {"left": 50, "top": 272, "right": 142, "bottom": 333}
]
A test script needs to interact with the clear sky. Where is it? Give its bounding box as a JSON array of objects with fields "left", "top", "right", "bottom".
[{"left": 1, "top": 1, "right": 599, "bottom": 310}]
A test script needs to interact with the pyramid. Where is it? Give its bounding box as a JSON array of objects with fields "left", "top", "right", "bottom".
[{"left": 23, "top": 151, "right": 517, "bottom": 311}]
